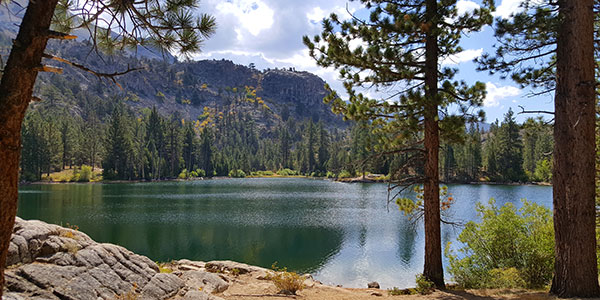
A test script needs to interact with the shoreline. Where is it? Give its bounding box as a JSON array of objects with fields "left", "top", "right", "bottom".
[
  {"left": 20, "top": 176, "right": 552, "bottom": 187},
  {"left": 5, "top": 217, "right": 556, "bottom": 300}
]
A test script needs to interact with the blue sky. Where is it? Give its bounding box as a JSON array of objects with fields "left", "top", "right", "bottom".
[{"left": 192, "top": 0, "right": 553, "bottom": 123}]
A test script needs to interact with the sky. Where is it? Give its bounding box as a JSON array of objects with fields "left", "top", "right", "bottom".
[{"left": 191, "top": 0, "right": 554, "bottom": 123}]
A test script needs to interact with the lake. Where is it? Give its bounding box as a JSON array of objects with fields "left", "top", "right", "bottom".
[{"left": 17, "top": 178, "right": 552, "bottom": 289}]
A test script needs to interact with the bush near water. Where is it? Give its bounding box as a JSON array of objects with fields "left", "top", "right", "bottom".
[{"left": 446, "top": 199, "right": 554, "bottom": 289}]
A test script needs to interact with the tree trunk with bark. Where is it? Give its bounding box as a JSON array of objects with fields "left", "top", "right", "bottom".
[
  {"left": 0, "top": 1, "right": 59, "bottom": 296},
  {"left": 549, "top": 0, "right": 599, "bottom": 297},
  {"left": 422, "top": 0, "right": 444, "bottom": 288}
]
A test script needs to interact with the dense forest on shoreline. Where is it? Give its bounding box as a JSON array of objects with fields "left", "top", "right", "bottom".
[{"left": 20, "top": 90, "right": 553, "bottom": 184}]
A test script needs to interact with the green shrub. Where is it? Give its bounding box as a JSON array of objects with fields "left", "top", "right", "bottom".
[
  {"left": 534, "top": 159, "right": 552, "bottom": 182},
  {"left": 415, "top": 274, "right": 434, "bottom": 295},
  {"left": 228, "top": 169, "right": 246, "bottom": 178},
  {"left": 487, "top": 267, "right": 527, "bottom": 288},
  {"left": 446, "top": 199, "right": 554, "bottom": 289},
  {"left": 338, "top": 170, "right": 353, "bottom": 178},
  {"left": 251, "top": 170, "right": 275, "bottom": 176},
  {"left": 196, "top": 169, "right": 206, "bottom": 177},
  {"left": 178, "top": 169, "right": 188, "bottom": 179},
  {"left": 387, "top": 287, "right": 414, "bottom": 295},
  {"left": 78, "top": 165, "right": 92, "bottom": 182},
  {"left": 190, "top": 171, "right": 198, "bottom": 177},
  {"left": 276, "top": 168, "right": 297, "bottom": 176},
  {"left": 64, "top": 173, "right": 76, "bottom": 182},
  {"left": 325, "top": 171, "right": 336, "bottom": 178}
]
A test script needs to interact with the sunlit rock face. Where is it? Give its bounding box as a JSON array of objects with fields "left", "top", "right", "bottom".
[{"left": 3, "top": 217, "right": 232, "bottom": 300}]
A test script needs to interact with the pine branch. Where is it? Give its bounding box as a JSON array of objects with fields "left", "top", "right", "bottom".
[
  {"left": 517, "top": 105, "right": 555, "bottom": 115},
  {"left": 42, "top": 53, "right": 141, "bottom": 89},
  {"left": 46, "top": 30, "right": 77, "bottom": 40},
  {"left": 34, "top": 65, "right": 63, "bottom": 74}
]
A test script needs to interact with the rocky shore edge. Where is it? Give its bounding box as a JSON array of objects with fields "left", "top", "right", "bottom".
[
  {"left": 3, "top": 217, "right": 325, "bottom": 300},
  {"left": 3, "top": 218, "right": 556, "bottom": 300}
]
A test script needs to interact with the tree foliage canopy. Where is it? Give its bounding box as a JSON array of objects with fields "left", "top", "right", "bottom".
[
  {"left": 303, "top": 0, "right": 492, "bottom": 183},
  {"left": 50, "top": 0, "right": 216, "bottom": 57}
]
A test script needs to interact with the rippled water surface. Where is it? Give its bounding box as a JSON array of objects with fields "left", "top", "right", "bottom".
[{"left": 18, "top": 178, "right": 552, "bottom": 288}]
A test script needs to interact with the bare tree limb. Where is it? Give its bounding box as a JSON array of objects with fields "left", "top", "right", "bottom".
[
  {"left": 46, "top": 30, "right": 77, "bottom": 40},
  {"left": 517, "top": 105, "right": 555, "bottom": 115},
  {"left": 34, "top": 65, "right": 63, "bottom": 74},
  {"left": 42, "top": 53, "right": 142, "bottom": 89}
]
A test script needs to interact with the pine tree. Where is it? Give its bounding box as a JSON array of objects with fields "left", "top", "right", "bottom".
[
  {"left": 279, "top": 125, "right": 291, "bottom": 169},
  {"left": 59, "top": 115, "right": 73, "bottom": 169},
  {"left": 20, "top": 112, "right": 47, "bottom": 181},
  {"left": 551, "top": 0, "right": 598, "bottom": 295},
  {"left": 103, "top": 105, "right": 132, "bottom": 180},
  {"left": 42, "top": 116, "right": 62, "bottom": 176},
  {"left": 146, "top": 107, "right": 165, "bottom": 180},
  {"left": 441, "top": 144, "right": 456, "bottom": 181},
  {"left": 483, "top": 120, "right": 499, "bottom": 179},
  {"left": 304, "top": 0, "right": 492, "bottom": 285},
  {"left": 478, "top": 0, "right": 599, "bottom": 293},
  {"left": 317, "top": 122, "right": 330, "bottom": 173},
  {"left": 131, "top": 116, "right": 147, "bottom": 179},
  {"left": 200, "top": 127, "right": 214, "bottom": 176},
  {"left": 521, "top": 118, "right": 539, "bottom": 178},
  {"left": 183, "top": 123, "right": 197, "bottom": 172},
  {"left": 350, "top": 122, "right": 370, "bottom": 177},
  {"left": 164, "top": 116, "right": 183, "bottom": 178},
  {"left": 306, "top": 121, "right": 317, "bottom": 174},
  {"left": 496, "top": 109, "right": 525, "bottom": 182}
]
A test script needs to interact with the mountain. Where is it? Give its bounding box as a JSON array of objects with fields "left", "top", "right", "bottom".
[{"left": 0, "top": 8, "right": 345, "bottom": 132}]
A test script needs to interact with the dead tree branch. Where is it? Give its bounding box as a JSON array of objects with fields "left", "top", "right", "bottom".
[{"left": 42, "top": 53, "right": 141, "bottom": 89}]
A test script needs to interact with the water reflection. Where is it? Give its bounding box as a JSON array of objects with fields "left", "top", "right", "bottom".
[{"left": 18, "top": 179, "right": 552, "bottom": 288}]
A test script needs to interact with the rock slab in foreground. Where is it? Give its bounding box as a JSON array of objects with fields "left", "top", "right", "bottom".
[{"left": 2, "top": 217, "right": 225, "bottom": 300}]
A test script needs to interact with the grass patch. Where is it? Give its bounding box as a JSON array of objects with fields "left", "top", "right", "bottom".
[
  {"left": 388, "top": 287, "right": 416, "bottom": 295},
  {"left": 156, "top": 262, "right": 174, "bottom": 273},
  {"left": 41, "top": 167, "right": 102, "bottom": 182}
]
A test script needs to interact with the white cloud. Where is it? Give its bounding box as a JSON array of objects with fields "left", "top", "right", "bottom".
[
  {"left": 201, "top": 0, "right": 360, "bottom": 60},
  {"left": 307, "top": 7, "right": 327, "bottom": 24},
  {"left": 307, "top": 5, "right": 358, "bottom": 25},
  {"left": 494, "top": 0, "right": 524, "bottom": 19},
  {"left": 485, "top": 82, "right": 521, "bottom": 107},
  {"left": 441, "top": 48, "right": 483, "bottom": 65},
  {"left": 215, "top": 0, "right": 274, "bottom": 37},
  {"left": 333, "top": 5, "right": 358, "bottom": 21},
  {"left": 275, "top": 49, "right": 318, "bottom": 69},
  {"left": 456, "top": 0, "right": 480, "bottom": 15}
]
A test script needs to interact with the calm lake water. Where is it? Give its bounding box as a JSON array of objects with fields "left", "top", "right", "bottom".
[{"left": 17, "top": 178, "right": 552, "bottom": 288}]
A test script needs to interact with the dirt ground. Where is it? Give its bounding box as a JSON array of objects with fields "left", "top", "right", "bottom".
[{"left": 216, "top": 273, "right": 557, "bottom": 300}]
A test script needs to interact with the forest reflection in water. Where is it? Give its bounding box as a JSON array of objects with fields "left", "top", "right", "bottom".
[{"left": 18, "top": 178, "right": 552, "bottom": 288}]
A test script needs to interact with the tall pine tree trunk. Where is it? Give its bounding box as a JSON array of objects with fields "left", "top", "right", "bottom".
[
  {"left": 422, "top": 0, "right": 444, "bottom": 288},
  {"left": 550, "top": 0, "right": 599, "bottom": 297},
  {"left": 0, "top": 1, "right": 58, "bottom": 296}
]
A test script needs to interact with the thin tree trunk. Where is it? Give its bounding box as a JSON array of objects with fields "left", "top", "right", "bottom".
[
  {"left": 422, "top": 0, "right": 444, "bottom": 288},
  {"left": 549, "top": 0, "right": 599, "bottom": 297},
  {"left": 0, "top": 1, "right": 58, "bottom": 296}
]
